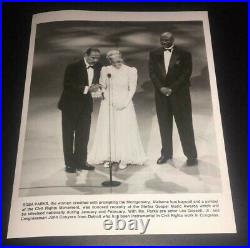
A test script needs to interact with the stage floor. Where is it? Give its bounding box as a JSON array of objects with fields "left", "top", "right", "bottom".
[{"left": 19, "top": 87, "right": 222, "bottom": 196}]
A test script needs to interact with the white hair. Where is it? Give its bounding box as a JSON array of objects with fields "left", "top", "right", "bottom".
[{"left": 106, "top": 50, "right": 122, "bottom": 61}]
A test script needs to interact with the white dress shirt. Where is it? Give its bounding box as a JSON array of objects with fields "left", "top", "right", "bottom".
[
  {"left": 164, "top": 45, "right": 174, "bottom": 75},
  {"left": 83, "top": 58, "right": 94, "bottom": 94}
]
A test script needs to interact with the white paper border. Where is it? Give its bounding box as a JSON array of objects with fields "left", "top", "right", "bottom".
[{"left": 7, "top": 10, "right": 236, "bottom": 238}]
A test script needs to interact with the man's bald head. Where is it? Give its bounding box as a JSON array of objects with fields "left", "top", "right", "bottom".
[{"left": 160, "top": 32, "right": 174, "bottom": 49}]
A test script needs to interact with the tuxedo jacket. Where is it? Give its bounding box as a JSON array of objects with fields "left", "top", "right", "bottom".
[
  {"left": 58, "top": 60, "right": 102, "bottom": 117},
  {"left": 149, "top": 46, "right": 192, "bottom": 95}
]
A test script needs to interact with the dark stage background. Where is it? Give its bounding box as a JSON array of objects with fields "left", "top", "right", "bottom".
[
  {"left": 19, "top": 19, "right": 220, "bottom": 196},
  {"left": 3, "top": 3, "right": 247, "bottom": 246},
  {"left": 31, "top": 21, "right": 208, "bottom": 99}
]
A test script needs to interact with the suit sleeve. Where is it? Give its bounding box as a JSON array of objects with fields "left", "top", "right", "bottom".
[
  {"left": 63, "top": 65, "right": 84, "bottom": 93},
  {"left": 124, "top": 67, "right": 137, "bottom": 107},
  {"left": 63, "top": 65, "right": 71, "bottom": 90},
  {"left": 170, "top": 52, "right": 192, "bottom": 93},
  {"left": 149, "top": 52, "right": 164, "bottom": 90},
  {"left": 99, "top": 67, "right": 108, "bottom": 99}
]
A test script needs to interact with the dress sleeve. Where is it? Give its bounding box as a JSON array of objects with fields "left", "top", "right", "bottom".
[
  {"left": 99, "top": 66, "right": 107, "bottom": 89},
  {"left": 125, "top": 67, "right": 137, "bottom": 106}
]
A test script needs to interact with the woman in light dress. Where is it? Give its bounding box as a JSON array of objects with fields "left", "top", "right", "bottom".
[{"left": 89, "top": 50, "right": 146, "bottom": 169}]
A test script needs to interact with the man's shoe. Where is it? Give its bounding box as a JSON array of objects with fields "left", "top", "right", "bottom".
[
  {"left": 157, "top": 156, "right": 172, "bottom": 164},
  {"left": 81, "top": 163, "right": 95, "bottom": 171},
  {"left": 65, "top": 166, "right": 76, "bottom": 173},
  {"left": 186, "top": 158, "right": 198, "bottom": 166}
]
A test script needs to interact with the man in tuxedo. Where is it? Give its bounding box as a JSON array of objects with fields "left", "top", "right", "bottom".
[
  {"left": 149, "top": 32, "right": 198, "bottom": 166},
  {"left": 58, "top": 48, "right": 102, "bottom": 173}
]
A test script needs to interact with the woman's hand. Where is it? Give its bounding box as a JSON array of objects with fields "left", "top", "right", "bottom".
[
  {"left": 113, "top": 101, "right": 128, "bottom": 111},
  {"left": 89, "top": 84, "right": 100, "bottom": 93}
]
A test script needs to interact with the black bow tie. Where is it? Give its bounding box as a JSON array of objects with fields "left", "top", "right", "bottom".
[
  {"left": 164, "top": 48, "right": 173, "bottom": 52},
  {"left": 87, "top": 65, "right": 94, "bottom": 69}
]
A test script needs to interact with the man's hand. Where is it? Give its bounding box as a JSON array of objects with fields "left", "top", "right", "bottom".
[
  {"left": 160, "top": 87, "right": 172, "bottom": 96},
  {"left": 89, "top": 84, "right": 101, "bottom": 93}
]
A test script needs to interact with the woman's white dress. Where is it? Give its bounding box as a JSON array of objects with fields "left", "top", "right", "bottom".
[{"left": 89, "top": 64, "right": 146, "bottom": 165}]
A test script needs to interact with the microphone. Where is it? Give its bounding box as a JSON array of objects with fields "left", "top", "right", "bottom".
[{"left": 103, "top": 73, "right": 111, "bottom": 100}]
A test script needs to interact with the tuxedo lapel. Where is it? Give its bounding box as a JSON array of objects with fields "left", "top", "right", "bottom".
[
  {"left": 155, "top": 48, "right": 179, "bottom": 77},
  {"left": 156, "top": 48, "right": 167, "bottom": 76},
  {"left": 92, "top": 66, "right": 100, "bottom": 85},
  {"left": 81, "top": 59, "right": 101, "bottom": 85},
  {"left": 168, "top": 48, "right": 179, "bottom": 70},
  {"left": 79, "top": 60, "right": 88, "bottom": 86}
]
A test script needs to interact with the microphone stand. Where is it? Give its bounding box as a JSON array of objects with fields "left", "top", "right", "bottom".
[{"left": 102, "top": 73, "right": 121, "bottom": 187}]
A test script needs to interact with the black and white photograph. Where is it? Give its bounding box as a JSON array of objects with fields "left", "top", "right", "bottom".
[
  {"left": 19, "top": 18, "right": 221, "bottom": 196},
  {"left": 7, "top": 10, "right": 236, "bottom": 238}
]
